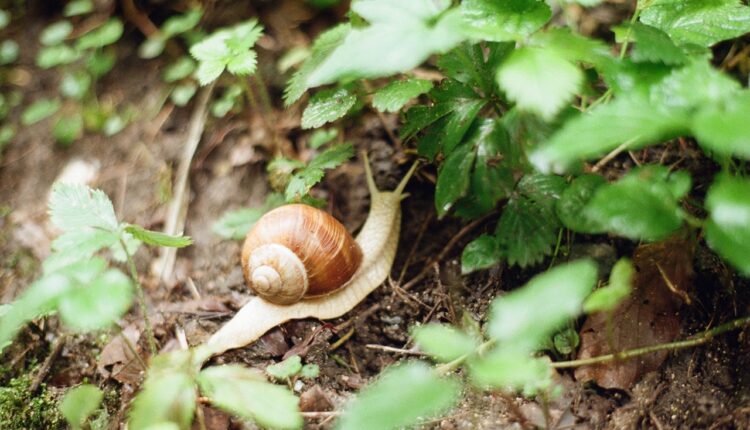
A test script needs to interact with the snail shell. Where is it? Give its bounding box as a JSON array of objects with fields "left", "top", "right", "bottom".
[{"left": 241, "top": 204, "right": 364, "bottom": 305}]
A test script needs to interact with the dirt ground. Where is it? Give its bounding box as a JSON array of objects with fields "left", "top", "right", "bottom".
[{"left": 2, "top": 1, "right": 750, "bottom": 429}]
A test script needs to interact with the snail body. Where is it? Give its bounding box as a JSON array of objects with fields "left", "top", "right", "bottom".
[{"left": 201, "top": 153, "right": 416, "bottom": 358}]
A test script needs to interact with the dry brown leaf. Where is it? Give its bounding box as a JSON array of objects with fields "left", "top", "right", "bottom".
[
  {"left": 97, "top": 324, "right": 145, "bottom": 385},
  {"left": 574, "top": 237, "right": 694, "bottom": 389}
]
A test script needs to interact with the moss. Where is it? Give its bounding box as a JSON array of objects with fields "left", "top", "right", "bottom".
[{"left": 0, "top": 372, "right": 65, "bottom": 430}]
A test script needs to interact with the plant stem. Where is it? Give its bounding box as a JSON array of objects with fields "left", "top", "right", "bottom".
[
  {"left": 121, "top": 238, "right": 158, "bottom": 356},
  {"left": 551, "top": 315, "right": 750, "bottom": 369},
  {"left": 435, "top": 339, "right": 495, "bottom": 375}
]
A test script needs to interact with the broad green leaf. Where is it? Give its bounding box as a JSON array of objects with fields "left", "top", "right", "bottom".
[
  {"left": 640, "top": 0, "right": 750, "bottom": 47},
  {"left": 53, "top": 114, "right": 84, "bottom": 147},
  {"left": 461, "top": 234, "right": 501, "bottom": 274},
  {"left": 461, "top": 0, "right": 551, "bottom": 41},
  {"left": 41, "top": 21, "right": 73, "bottom": 46},
  {"left": 285, "top": 24, "right": 350, "bottom": 105},
  {"left": 650, "top": 61, "right": 740, "bottom": 111},
  {"left": 300, "top": 364, "right": 320, "bottom": 379},
  {"left": 412, "top": 324, "right": 478, "bottom": 362},
  {"left": 46, "top": 229, "right": 118, "bottom": 273},
  {"left": 124, "top": 225, "right": 192, "bottom": 248},
  {"left": 194, "top": 60, "right": 225, "bottom": 86},
  {"left": 336, "top": 362, "right": 460, "bottom": 430},
  {"left": 529, "top": 95, "right": 688, "bottom": 174},
  {"left": 163, "top": 57, "right": 196, "bottom": 83},
  {"left": 468, "top": 350, "right": 551, "bottom": 393},
  {"left": 583, "top": 166, "right": 689, "bottom": 241},
  {"left": 371, "top": 78, "right": 432, "bottom": 112},
  {"left": 128, "top": 372, "right": 196, "bottom": 430},
  {"left": 497, "top": 47, "right": 582, "bottom": 120},
  {"left": 36, "top": 44, "right": 82, "bottom": 68},
  {"left": 584, "top": 258, "right": 634, "bottom": 313},
  {"left": 198, "top": 365, "right": 302, "bottom": 430},
  {"left": 21, "top": 98, "right": 61, "bottom": 125},
  {"left": 58, "top": 268, "right": 132, "bottom": 331},
  {"left": 60, "top": 385, "right": 103, "bottom": 430},
  {"left": 308, "top": 142, "right": 355, "bottom": 170},
  {"left": 306, "top": 0, "right": 464, "bottom": 87},
  {"left": 76, "top": 18, "right": 123, "bottom": 50},
  {"left": 529, "top": 28, "right": 612, "bottom": 66},
  {"left": 48, "top": 182, "right": 119, "bottom": 232},
  {"left": 65, "top": 0, "right": 94, "bottom": 16},
  {"left": 495, "top": 195, "right": 559, "bottom": 267},
  {"left": 266, "top": 356, "right": 303, "bottom": 380},
  {"left": 435, "top": 143, "right": 476, "bottom": 218},
  {"left": 693, "top": 91, "right": 750, "bottom": 159},
  {"left": 212, "top": 194, "right": 285, "bottom": 240},
  {"left": 620, "top": 22, "right": 687, "bottom": 65},
  {"left": 555, "top": 174, "right": 607, "bottom": 234},
  {"left": 301, "top": 88, "right": 357, "bottom": 129},
  {"left": 704, "top": 174, "right": 750, "bottom": 275},
  {"left": 308, "top": 128, "right": 338, "bottom": 149},
  {"left": 437, "top": 42, "right": 512, "bottom": 96},
  {"left": 487, "top": 259, "right": 597, "bottom": 351}
]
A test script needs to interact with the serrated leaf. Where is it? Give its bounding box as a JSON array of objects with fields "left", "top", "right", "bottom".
[
  {"left": 286, "top": 144, "right": 354, "bottom": 201},
  {"left": 21, "top": 98, "right": 61, "bottom": 125},
  {"left": 461, "top": 0, "right": 551, "bottom": 42},
  {"left": 266, "top": 355, "right": 302, "bottom": 380},
  {"left": 495, "top": 195, "right": 559, "bottom": 267},
  {"left": 693, "top": 91, "right": 750, "bottom": 159},
  {"left": 583, "top": 166, "right": 689, "bottom": 241},
  {"left": 41, "top": 21, "right": 73, "bottom": 46},
  {"left": 336, "top": 362, "right": 460, "bottom": 430},
  {"left": 198, "top": 365, "right": 302, "bottom": 430},
  {"left": 412, "top": 324, "right": 478, "bottom": 362},
  {"left": 529, "top": 94, "right": 688, "bottom": 174},
  {"left": 189, "top": 19, "right": 263, "bottom": 85},
  {"left": 308, "top": 128, "right": 338, "bottom": 149},
  {"left": 301, "top": 88, "right": 357, "bottom": 129},
  {"left": 640, "top": 0, "right": 750, "bottom": 47},
  {"left": 497, "top": 47, "right": 583, "bottom": 120},
  {"left": 124, "top": 225, "right": 192, "bottom": 248},
  {"left": 371, "top": 78, "right": 432, "bottom": 112},
  {"left": 60, "top": 385, "right": 103, "bottom": 430},
  {"left": 650, "top": 61, "right": 740, "bottom": 111},
  {"left": 555, "top": 174, "right": 607, "bottom": 234},
  {"left": 488, "top": 259, "right": 597, "bottom": 351},
  {"left": 307, "top": 0, "right": 464, "bottom": 87},
  {"left": 58, "top": 268, "right": 132, "bottom": 331},
  {"left": 308, "top": 142, "right": 355, "bottom": 170},
  {"left": 704, "top": 174, "right": 750, "bottom": 275},
  {"left": 437, "top": 42, "right": 512, "bottom": 95},
  {"left": 50, "top": 228, "right": 119, "bottom": 265},
  {"left": 435, "top": 143, "right": 476, "bottom": 218},
  {"left": 584, "top": 258, "right": 634, "bottom": 313},
  {"left": 194, "top": 60, "right": 225, "bottom": 86},
  {"left": 226, "top": 50, "right": 257, "bottom": 76},
  {"left": 461, "top": 234, "right": 501, "bottom": 274},
  {"left": 285, "top": 24, "right": 350, "bottom": 105},
  {"left": 622, "top": 22, "right": 687, "bottom": 65},
  {"left": 76, "top": 18, "right": 123, "bottom": 50},
  {"left": 49, "top": 183, "right": 118, "bottom": 232}
]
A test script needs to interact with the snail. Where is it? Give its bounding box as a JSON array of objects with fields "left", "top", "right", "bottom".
[{"left": 200, "top": 153, "right": 417, "bottom": 359}]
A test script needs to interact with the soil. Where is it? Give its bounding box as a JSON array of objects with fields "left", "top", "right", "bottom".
[{"left": 2, "top": 1, "right": 750, "bottom": 429}]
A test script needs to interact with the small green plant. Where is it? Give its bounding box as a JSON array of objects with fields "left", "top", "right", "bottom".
[
  {"left": 0, "top": 370, "right": 65, "bottom": 429},
  {"left": 266, "top": 355, "right": 320, "bottom": 386},
  {"left": 59, "top": 384, "right": 105, "bottom": 430}
]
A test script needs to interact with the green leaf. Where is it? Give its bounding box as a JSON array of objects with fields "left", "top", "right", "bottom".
[
  {"left": 286, "top": 144, "right": 354, "bottom": 201},
  {"left": 693, "top": 91, "right": 750, "bottom": 159},
  {"left": 529, "top": 28, "right": 612, "bottom": 66},
  {"left": 461, "top": 0, "right": 551, "bottom": 42},
  {"left": 437, "top": 42, "right": 512, "bottom": 96},
  {"left": 194, "top": 60, "right": 225, "bottom": 86},
  {"left": 649, "top": 61, "right": 740, "bottom": 111},
  {"left": 621, "top": 22, "right": 687, "bottom": 65},
  {"left": 583, "top": 166, "right": 689, "bottom": 241},
  {"left": 308, "top": 142, "right": 355, "bottom": 170},
  {"left": 308, "top": 128, "right": 338, "bottom": 149},
  {"left": 584, "top": 258, "right": 634, "bottom": 313},
  {"left": 0, "top": 9, "right": 9, "bottom": 30},
  {"left": 285, "top": 24, "right": 350, "bottom": 105},
  {"left": 128, "top": 370, "right": 196, "bottom": 430},
  {"left": 189, "top": 19, "right": 264, "bottom": 85},
  {"left": 163, "top": 57, "right": 196, "bottom": 83},
  {"left": 640, "top": 0, "right": 750, "bottom": 47},
  {"left": 58, "top": 268, "right": 132, "bottom": 331},
  {"left": 468, "top": 350, "right": 551, "bottom": 393},
  {"left": 371, "top": 78, "right": 432, "bottom": 112},
  {"left": 21, "top": 98, "right": 61, "bottom": 126},
  {"left": 704, "top": 174, "right": 750, "bottom": 276},
  {"left": 138, "top": 36, "right": 166, "bottom": 59},
  {"left": 170, "top": 84, "right": 197, "bottom": 107},
  {"left": 555, "top": 174, "right": 607, "bottom": 234},
  {"left": 336, "top": 362, "right": 460, "bottom": 430},
  {"left": 48, "top": 182, "right": 119, "bottom": 232},
  {"left": 41, "top": 21, "right": 73, "bottom": 46},
  {"left": 301, "top": 88, "right": 357, "bottom": 129},
  {"left": 0, "top": 40, "right": 19, "bottom": 65},
  {"left": 36, "top": 44, "right": 82, "bottom": 68},
  {"left": 64, "top": 0, "right": 94, "bottom": 17},
  {"left": 124, "top": 225, "right": 192, "bottom": 248},
  {"left": 53, "top": 114, "right": 84, "bottom": 147},
  {"left": 487, "top": 259, "right": 597, "bottom": 351},
  {"left": 461, "top": 234, "right": 501, "bottom": 274},
  {"left": 87, "top": 50, "right": 116, "bottom": 77},
  {"left": 529, "top": 94, "right": 688, "bottom": 174},
  {"left": 60, "top": 72, "right": 92, "bottom": 100},
  {"left": 300, "top": 364, "right": 320, "bottom": 379},
  {"left": 435, "top": 143, "right": 476, "bottom": 218},
  {"left": 60, "top": 385, "right": 104, "bottom": 430},
  {"left": 306, "top": 0, "right": 464, "bottom": 87},
  {"left": 412, "top": 324, "right": 478, "bottom": 362},
  {"left": 266, "top": 355, "right": 303, "bottom": 380},
  {"left": 103, "top": 114, "right": 128, "bottom": 136},
  {"left": 226, "top": 50, "right": 257, "bottom": 76},
  {"left": 198, "top": 365, "right": 302, "bottom": 430},
  {"left": 212, "top": 194, "right": 285, "bottom": 240},
  {"left": 76, "top": 18, "right": 123, "bottom": 50},
  {"left": 161, "top": 9, "right": 202, "bottom": 37},
  {"left": 497, "top": 46, "right": 583, "bottom": 120}
]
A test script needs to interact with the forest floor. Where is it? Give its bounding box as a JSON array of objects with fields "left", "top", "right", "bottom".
[{"left": 1, "top": 1, "right": 749, "bottom": 429}]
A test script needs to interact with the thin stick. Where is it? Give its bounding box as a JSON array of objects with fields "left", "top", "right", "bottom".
[
  {"left": 365, "top": 344, "right": 425, "bottom": 356},
  {"left": 591, "top": 139, "right": 635, "bottom": 173},
  {"left": 552, "top": 315, "right": 750, "bottom": 369},
  {"left": 123, "top": 238, "right": 158, "bottom": 356},
  {"left": 30, "top": 334, "right": 66, "bottom": 393}
]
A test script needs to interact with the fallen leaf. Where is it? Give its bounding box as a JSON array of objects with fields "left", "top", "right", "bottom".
[
  {"left": 98, "top": 324, "right": 145, "bottom": 385},
  {"left": 574, "top": 237, "right": 694, "bottom": 389},
  {"left": 299, "top": 385, "right": 333, "bottom": 412}
]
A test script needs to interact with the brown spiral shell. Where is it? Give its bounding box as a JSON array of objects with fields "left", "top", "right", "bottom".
[{"left": 241, "top": 204, "right": 363, "bottom": 305}]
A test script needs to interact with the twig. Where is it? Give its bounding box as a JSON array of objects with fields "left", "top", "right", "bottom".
[
  {"left": 123, "top": 238, "right": 158, "bottom": 355},
  {"left": 121, "top": 0, "right": 159, "bottom": 37},
  {"left": 552, "top": 315, "right": 750, "bottom": 368},
  {"left": 365, "top": 344, "right": 425, "bottom": 356},
  {"left": 30, "top": 335, "right": 66, "bottom": 393},
  {"left": 301, "top": 411, "right": 341, "bottom": 418},
  {"left": 152, "top": 83, "right": 215, "bottom": 281}
]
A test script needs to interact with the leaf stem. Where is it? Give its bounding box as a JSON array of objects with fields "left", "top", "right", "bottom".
[
  {"left": 120, "top": 238, "right": 158, "bottom": 356},
  {"left": 551, "top": 315, "right": 750, "bottom": 368}
]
